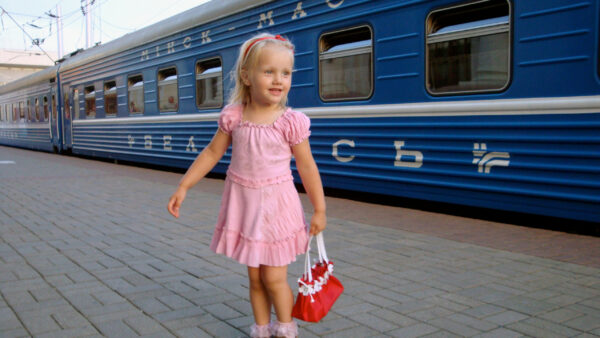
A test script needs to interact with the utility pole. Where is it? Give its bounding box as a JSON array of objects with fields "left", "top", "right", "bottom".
[
  {"left": 85, "top": 0, "right": 92, "bottom": 49},
  {"left": 57, "top": 5, "right": 64, "bottom": 58}
]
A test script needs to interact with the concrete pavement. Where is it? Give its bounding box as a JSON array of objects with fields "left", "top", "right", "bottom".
[{"left": 1, "top": 145, "right": 599, "bottom": 337}]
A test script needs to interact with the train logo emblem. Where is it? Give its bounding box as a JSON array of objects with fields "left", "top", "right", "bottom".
[{"left": 472, "top": 143, "right": 510, "bottom": 174}]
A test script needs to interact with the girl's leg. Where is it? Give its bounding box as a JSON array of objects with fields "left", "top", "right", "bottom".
[
  {"left": 261, "top": 265, "right": 298, "bottom": 338},
  {"left": 260, "top": 265, "right": 293, "bottom": 323},
  {"left": 248, "top": 266, "right": 272, "bottom": 325}
]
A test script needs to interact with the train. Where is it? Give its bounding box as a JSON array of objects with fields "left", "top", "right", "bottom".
[{"left": 1, "top": 0, "right": 599, "bottom": 223}]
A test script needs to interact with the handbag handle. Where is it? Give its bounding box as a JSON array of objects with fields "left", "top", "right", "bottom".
[
  {"left": 303, "top": 233, "right": 329, "bottom": 282},
  {"left": 316, "top": 233, "right": 329, "bottom": 264}
]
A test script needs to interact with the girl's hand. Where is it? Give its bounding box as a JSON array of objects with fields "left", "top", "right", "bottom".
[
  {"left": 309, "top": 210, "right": 327, "bottom": 235},
  {"left": 167, "top": 187, "right": 187, "bottom": 218}
]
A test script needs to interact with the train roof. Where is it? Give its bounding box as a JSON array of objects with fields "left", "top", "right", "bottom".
[
  {"left": 59, "top": 0, "right": 271, "bottom": 72},
  {"left": 0, "top": 65, "right": 58, "bottom": 95}
]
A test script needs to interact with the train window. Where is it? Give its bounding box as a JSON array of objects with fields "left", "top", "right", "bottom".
[
  {"left": 73, "top": 89, "right": 80, "bottom": 119},
  {"left": 19, "top": 101, "right": 25, "bottom": 121},
  {"left": 84, "top": 85, "right": 96, "bottom": 118},
  {"left": 35, "top": 98, "right": 40, "bottom": 121},
  {"left": 426, "top": 0, "right": 510, "bottom": 94},
  {"left": 0, "top": 105, "right": 3, "bottom": 122},
  {"left": 319, "top": 26, "right": 373, "bottom": 101},
  {"left": 52, "top": 95, "right": 57, "bottom": 120},
  {"left": 27, "top": 99, "right": 32, "bottom": 121},
  {"left": 63, "top": 90, "right": 70, "bottom": 120},
  {"left": 104, "top": 81, "right": 117, "bottom": 116},
  {"left": 196, "top": 58, "right": 223, "bottom": 109},
  {"left": 158, "top": 67, "right": 178, "bottom": 112},
  {"left": 128, "top": 75, "right": 144, "bottom": 114},
  {"left": 43, "top": 96, "right": 49, "bottom": 121},
  {"left": 13, "top": 103, "right": 17, "bottom": 122}
]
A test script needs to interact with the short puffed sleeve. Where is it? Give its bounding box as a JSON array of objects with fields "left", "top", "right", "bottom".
[
  {"left": 284, "top": 110, "right": 311, "bottom": 146},
  {"left": 218, "top": 104, "right": 242, "bottom": 135}
]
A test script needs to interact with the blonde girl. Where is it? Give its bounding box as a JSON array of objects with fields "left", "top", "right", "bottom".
[{"left": 168, "top": 33, "right": 326, "bottom": 338}]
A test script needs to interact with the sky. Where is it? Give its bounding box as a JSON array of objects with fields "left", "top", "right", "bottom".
[{"left": 0, "top": 0, "right": 212, "bottom": 62}]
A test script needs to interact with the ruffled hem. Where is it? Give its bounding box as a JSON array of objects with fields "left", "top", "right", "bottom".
[
  {"left": 271, "top": 321, "right": 298, "bottom": 338},
  {"left": 250, "top": 323, "right": 270, "bottom": 338},
  {"left": 226, "top": 169, "right": 293, "bottom": 189},
  {"left": 290, "top": 130, "right": 311, "bottom": 146},
  {"left": 210, "top": 225, "right": 309, "bottom": 267}
]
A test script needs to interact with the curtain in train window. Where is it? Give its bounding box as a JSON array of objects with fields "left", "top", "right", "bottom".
[
  {"left": 104, "top": 81, "right": 117, "bottom": 115},
  {"left": 27, "top": 100, "right": 32, "bottom": 121},
  {"left": 128, "top": 75, "right": 144, "bottom": 114},
  {"left": 426, "top": 0, "right": 510, "bottom": 94},
  {"left": 196, "top": 58, "right": 223, "bottom": 109},
  {"left": 52, "top": 95, "right": 57, "bottom": 120},
  {"left": 19, "top": 101, "right": 25, "bottom": 121},
  {"left": 63, "top": 90, "right": 70, "bottom": 119},
  {"left": 319, "top": 26, "right": 373, "bottom": 101},
  {"left": 43, "top": 96, "right": 49, "bottom": 121},
  {"left": 35, "top": 98, "right": 40, "bottom": 121},
  {"left": 84, "top": 86, "right": 96, "bottom": 118},
  {"left": 158, "top": 67, "right": 178, "bottom": 112},
  {"left": 73, "top": 89, "right": 80, "bottom": 119}
]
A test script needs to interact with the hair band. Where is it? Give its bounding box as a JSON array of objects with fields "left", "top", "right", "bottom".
[{"left": 243, "top": 34, "right": 291, "bottom": 58}]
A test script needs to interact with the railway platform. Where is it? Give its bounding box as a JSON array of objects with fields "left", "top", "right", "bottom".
[{"left": 1, "top": 145, "right": 599, "bottom": 338}]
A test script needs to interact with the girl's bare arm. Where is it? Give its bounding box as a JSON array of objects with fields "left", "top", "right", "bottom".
[
  {"left": 167, "top": 129, "right": 231, "bottom": 217},
  {"left": 293, "top": 139, "right": 327, "bottom": 234}
]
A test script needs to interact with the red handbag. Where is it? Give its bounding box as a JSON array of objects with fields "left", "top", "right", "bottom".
[{"left": 292, "top": 233, "right": 344, "bottom": 322}]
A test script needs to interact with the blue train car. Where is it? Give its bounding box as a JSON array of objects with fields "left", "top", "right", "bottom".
[
  {"left": 0, "top": 66, "right": 62, "bottom": 152},
  {"left": 1, "top": 0, "right": 599, "bottom": 222}
]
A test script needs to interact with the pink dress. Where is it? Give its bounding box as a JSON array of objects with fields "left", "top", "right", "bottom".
[{"left": 209, "top": 104, "right": 310, "bottom": 267}]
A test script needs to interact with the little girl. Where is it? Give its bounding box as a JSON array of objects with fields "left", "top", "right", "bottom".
[{"left": 167, "top": 33, "right": 326, "bottom": 338}]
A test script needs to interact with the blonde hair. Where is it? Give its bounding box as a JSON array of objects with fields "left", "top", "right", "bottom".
[{"left": 228, "top": 33, "right": 295, "bottom": 108}]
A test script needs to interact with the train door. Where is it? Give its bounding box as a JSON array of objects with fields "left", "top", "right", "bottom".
[
  {"left": 62, "top": 85, "right": 72, "bottom": 149},
  {"left": 50, "top": 83, "right": 62, "bottom": 152}
]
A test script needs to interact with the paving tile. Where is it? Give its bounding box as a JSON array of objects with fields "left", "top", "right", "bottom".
[
  {"left": 473, "top": 328, "right": 524, "bottom": 338},
  {"left": 485, "top": 310, "right": 529, "bottom": 325},
  {"left": 564, "top": 314, "right": 600, "bottom": 332},
  {"left": 428, "top": 317, "right": 482, "bottom": 337},
  {"left": 348, "top": 312, "right": 399, "bottom": 332},
  {"left": 175, "top": 326, "right": 212, "bottom": 338},
  {"left": 445, "top": 313, "right": 498, "bottom": 332},
  {"left": 387, "top": 323, "right": 439, "bottom": 338},
  {"left": 507, "top": 321, "right": 577, "bottom": 338},
  {"left": 200, "top": 320, "right": 246, "bottom": 338},
  {"left": 203, "top": 303, "right": 243, "bottom": 320},
  {"left": 123, "top": 314, "right": 166, "bottom": 335},
  {"left": 94, "top": 319, "right": 139, "bottom": 337},
  {"left": 306, "top": 317, "right": 359, "bottom": 336},
  {"left": 461, "top": 304, "right": 506, "bottom": 319},
  {"left": 520, "top": 317, "right": 583, "bottom": 337},
  {"left": 538, "top": 308, "right": 585, "bottom": 323}
]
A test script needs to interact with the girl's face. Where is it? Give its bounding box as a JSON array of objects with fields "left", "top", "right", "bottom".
[{"left": 242, "top": 44, "right": 293, "bottom": 112}]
